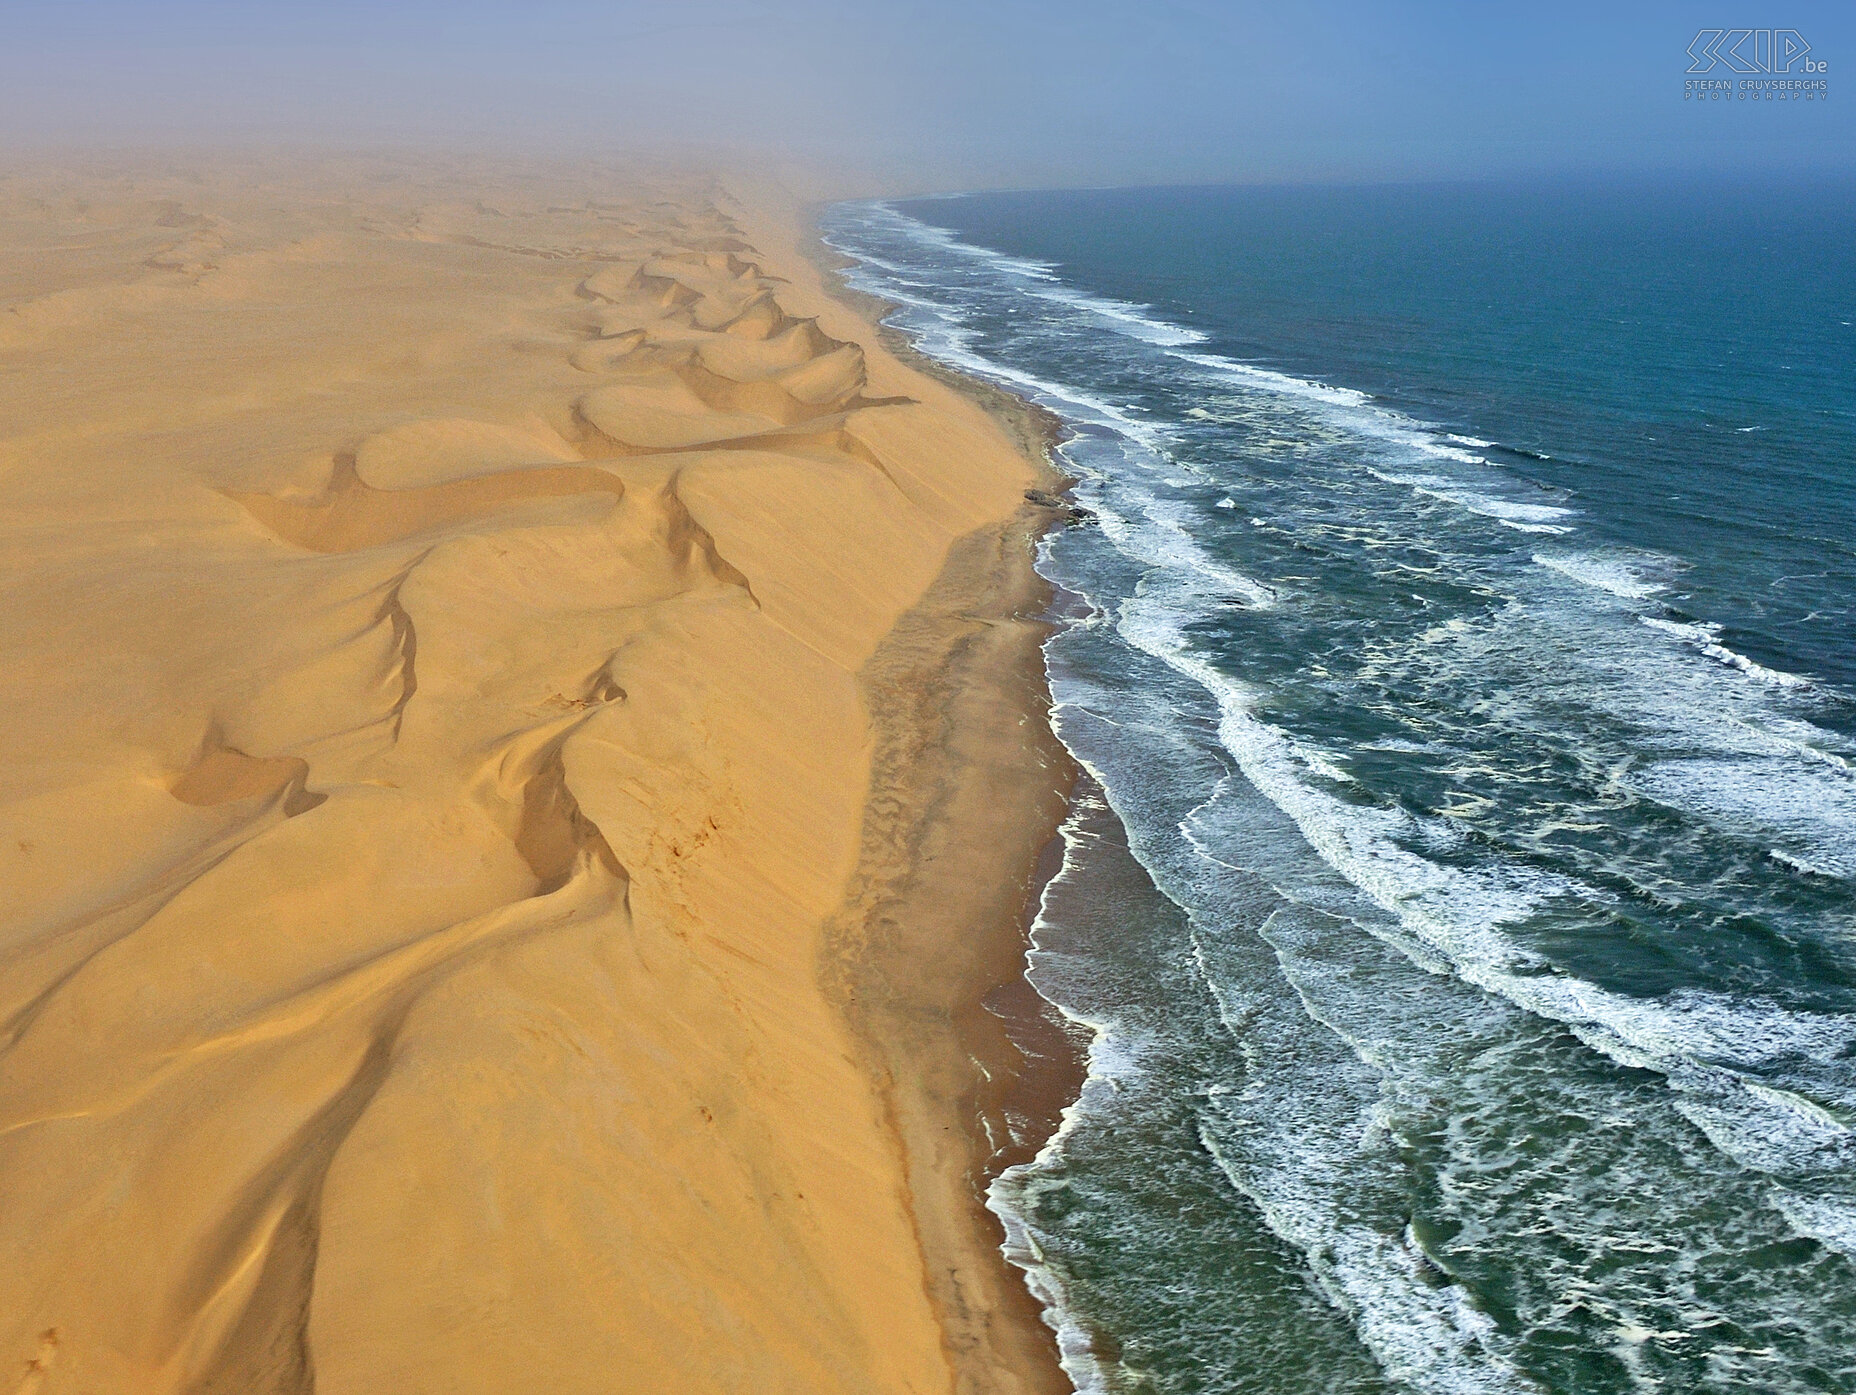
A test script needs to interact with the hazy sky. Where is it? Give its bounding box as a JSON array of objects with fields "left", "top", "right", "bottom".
[{"left": 2, "top": 0, "right": 1851, "bottom": 190}]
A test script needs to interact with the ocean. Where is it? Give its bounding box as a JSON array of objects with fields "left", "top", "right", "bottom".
[{"left": 819, "top": 179, "right": 1856, "bottom": 1395}]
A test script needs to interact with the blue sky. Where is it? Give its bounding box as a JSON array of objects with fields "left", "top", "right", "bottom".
[{"left": 1, "top": 0, "right": 1850, "bottom": 188}]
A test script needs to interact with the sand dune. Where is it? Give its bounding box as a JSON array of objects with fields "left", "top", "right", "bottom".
[{"left": 0, "top": 157, "right": 1067, "bottom": 1395}]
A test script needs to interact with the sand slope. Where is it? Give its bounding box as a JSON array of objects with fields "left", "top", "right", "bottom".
[{"left": 0, "top": 157, "right": 1047, "bottom": 1394}]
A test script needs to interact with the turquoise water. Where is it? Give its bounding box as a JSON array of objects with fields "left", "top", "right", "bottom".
[{"left": 821, "top": 180, "right": 1856, "bottom": 1394}]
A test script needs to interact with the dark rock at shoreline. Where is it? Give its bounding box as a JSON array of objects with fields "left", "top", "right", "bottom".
[{"left": 1024, "top": 488, "right": 1095, "bottom": 525}]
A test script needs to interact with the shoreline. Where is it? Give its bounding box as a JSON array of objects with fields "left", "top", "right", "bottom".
[
  {"left": 799, "top": 216, "right": 1071, "bottom": 471},
  {"left": 824, "top": 515, "right": 1082, "bottom": 1395},
  {"left": 767, "top": 190, "right": 1092, "bottom": 1392}
]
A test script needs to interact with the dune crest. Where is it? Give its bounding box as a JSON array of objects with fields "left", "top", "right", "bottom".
[{"left": 0, "top": 157, "right": 1061, "bottom": 1395}]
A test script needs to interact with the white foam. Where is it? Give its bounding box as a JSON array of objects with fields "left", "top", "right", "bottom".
[
  {"left": 1169, "top": 349, "right": 1375, "bottom": 410},
  {"left": 1675, "top": 1080, "right": 1852, "bottom": 1174},
  {"left": 1164, "top": 355, "right": 1552, "bottom": 527},
  {"left": 1030, "top": 284, "right": 1209, "bottom": 346},
  {"left": 1361, "top": 469, "right": 1577, "bottom": 533},
  {"left": 989, "top": 1192, "right": 1114, "bottom": 1395},
  {"left": 987, "top": 782, "right": 1148, "bottom": 1395},
  {"left": 1414, "top": 487, "right": 1575, "bottom": 529},
  {"left": 1771, "top": 848, "right": 1841, "bottom": 878},
  {"left": 1207, "top": 1168, "right": 1534, "bottom": 1393},
  {"left": 1100, "top": 496, "right": 1279, "bottom": 608},
  {"left": 851, "top": 201, "right": 1210, "bottom": 350},
  {"left": 843, "top": 200, "right": 1600, "bottom": 575},
  {"left": 1533, "top": 552, "right": 1668, "bottom": 601},
  {"left": 1116, "top": 592, "right": 1856, "bottom": 1178},
  {"left": 1632, "top": 757, "right": 1856, "bottom": 880},
  {"left": 830, "top": 265, "right": 1174, "bottom": 456},
  {"left": 1167, "top": 351, "right": 1601, "bottom": 545},
  {"left": 1640, "top": 617, "right": 1812, "bottom": 689},
  {"left": 1413, "top": 441, "right": 1489, "bottom": 465},
  {"left": 1498, "top": 520, "right": 1575, "bottom": 535},
  {"left": 882, "top": 207, "right": 1062, "bottom": 281},
  {"left": 1771, "top": 1188, "right": 1856, "bottom": 1261},
  {"left": 846, "top": 200, "right": 1606, "bottom": 578},
  {"left": 1089, "top": 509, "right": 1275, "bottom": 608}
]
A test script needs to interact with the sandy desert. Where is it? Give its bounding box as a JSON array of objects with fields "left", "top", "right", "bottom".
[{"left": 0, "top": 155, "right": 1072, "bottom": 1395}]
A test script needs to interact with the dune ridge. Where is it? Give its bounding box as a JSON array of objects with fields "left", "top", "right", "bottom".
[{"left": 0, "top": 157, "right": 1067, "bottom": 1395}]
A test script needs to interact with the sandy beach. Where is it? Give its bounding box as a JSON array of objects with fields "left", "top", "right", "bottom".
[{"left": 0, "top": 154, "right": 1074, "bottom": 1395}]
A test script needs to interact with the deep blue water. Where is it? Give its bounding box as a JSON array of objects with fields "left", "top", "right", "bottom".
[{"left": 821, "top": 179, "right": 1856, "bottom": 1395}]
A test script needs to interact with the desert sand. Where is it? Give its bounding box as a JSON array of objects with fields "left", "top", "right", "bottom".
[{"left": 0, "top": 154, "right": 1072, "bottom": 1394}]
